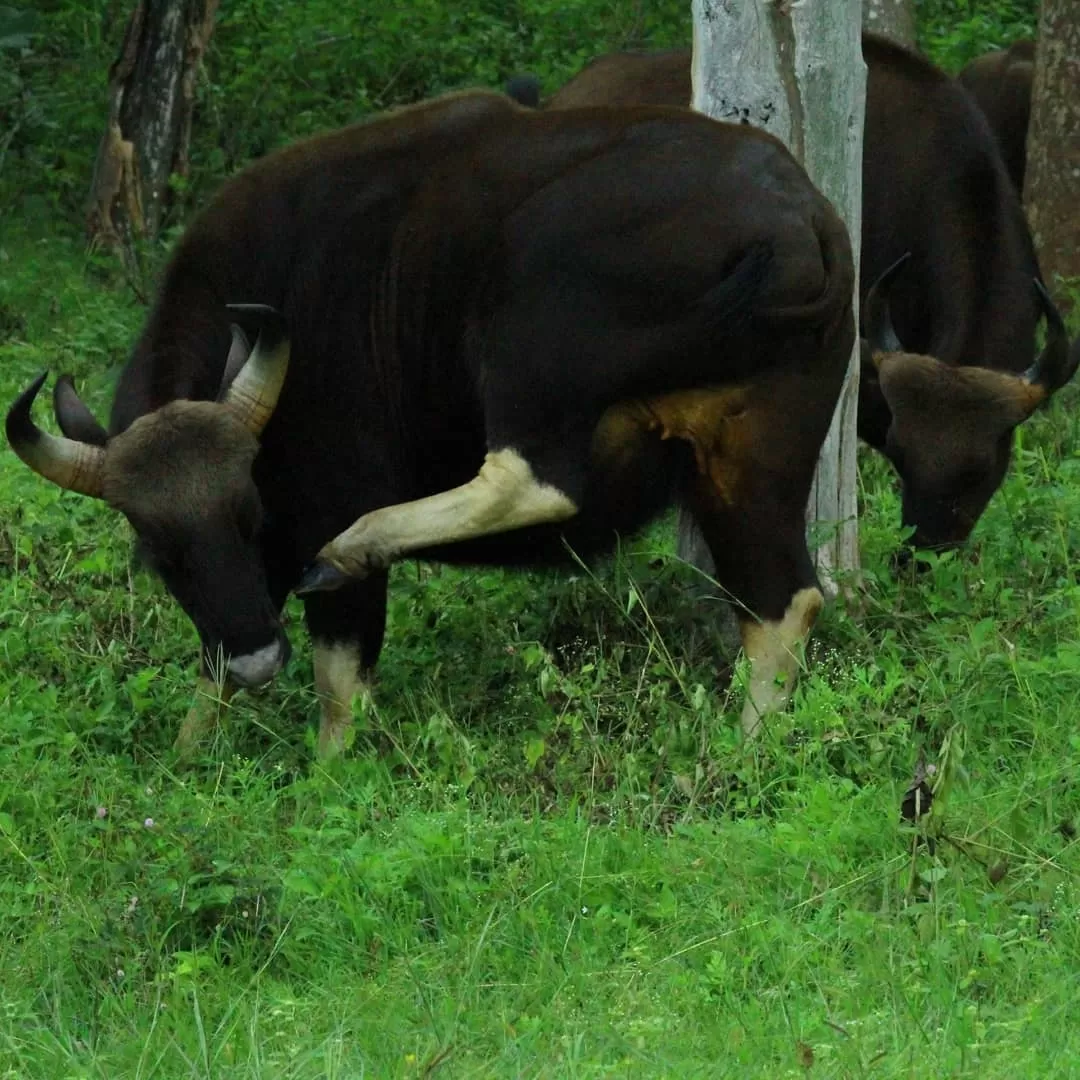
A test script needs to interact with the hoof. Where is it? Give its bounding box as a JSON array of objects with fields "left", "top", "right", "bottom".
[{"left": 296, "top": 559, "right": 353, "bottom": 595}]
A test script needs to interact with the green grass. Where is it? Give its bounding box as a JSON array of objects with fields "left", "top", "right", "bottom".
[{"left": 4, "top": 217, "right": 1080, "bottom": 1079}]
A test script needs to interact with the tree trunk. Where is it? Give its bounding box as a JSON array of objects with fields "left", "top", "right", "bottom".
[
  {"left": 686, "top": 0, "right": 865, "bottom": 597},
  {"left": 86, "top": 0, "right": 218, "bottom": 262},
  {"left": 1024, "top": 0, "right": 1080, "bottom": 308},
  {"left": 861, "top": 0, "right": 915, "bottom": 47}
]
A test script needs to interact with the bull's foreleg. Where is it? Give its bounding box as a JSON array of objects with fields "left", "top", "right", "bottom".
[
  {"left": 296, "top": 448, "right": 578, "bottom": 594},
  {"left": 303, "top": 573, "right": 389, "bottom": 756},
  {"left": 312, "top": 641, "right": 375, "bottom": 757},
  {"left": 175, "top": 671, "right": 236, "bottom": 755}
]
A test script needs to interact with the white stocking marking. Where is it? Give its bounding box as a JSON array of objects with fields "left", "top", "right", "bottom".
[
  {"left": 314, "top": 641, "right": 373, "bottom": 758},
  {"left": 175, "top": 675, "right": 236, "bottom": 755},
  {"left": 738, "top": 586, "right": 823, "bottom": 738}
]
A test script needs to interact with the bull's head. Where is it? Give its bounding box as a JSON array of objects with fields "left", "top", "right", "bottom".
[
  {"left": 864, "top": 254, "right": 1075, "bottom": 552},
  {"left": 6, "top": 306, "right": 292, "bottom": 688}
]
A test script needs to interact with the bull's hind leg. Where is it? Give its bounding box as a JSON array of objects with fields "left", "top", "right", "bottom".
[
  {"left": 297, "top": 448, "right": 579, "bottom": 593},
  {"left": 648, "top": 382, "right": 827, "bottom": 737},
  {"left": 303, "top": 573, "right": 389, "bottom": 757},
  {"left": 736, "top": 586, "right": 823, "bottom": 736},
  {"left": 688, "top": 480, "right": 824, "bottom": 737}
]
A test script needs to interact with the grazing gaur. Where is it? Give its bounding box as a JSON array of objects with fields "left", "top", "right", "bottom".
[
  {"left": 6, "top": 90, "right": 855, "bottom": 754},
  {"left": 506, "top": 33, "right": 1075, "bottom": 553},
  {"left": 958, "top": 39, "right": 1034, "bottom": 194}
]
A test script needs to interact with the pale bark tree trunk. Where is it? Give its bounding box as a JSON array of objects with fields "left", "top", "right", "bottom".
[
  {"left": 86, "top": 0, "right": 218, "bottom": 266},
  {"left": 861, "top": 0, "right": 915, "bottom": 47},
  {"left": 1024, "top": 0, "right": 1080, "bottom": 308},
  {"left": 683, "top": 0, "right": 865, "bottom": 598}
]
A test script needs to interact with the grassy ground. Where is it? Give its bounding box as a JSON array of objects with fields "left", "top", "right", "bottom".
[{"left": 4, "top": 214, "right": 1080, "bottom": 1078}]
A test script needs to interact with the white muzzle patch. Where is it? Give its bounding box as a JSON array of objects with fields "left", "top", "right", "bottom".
[{"left": 226, "top": 640, "right": 287, "bottom": 688}]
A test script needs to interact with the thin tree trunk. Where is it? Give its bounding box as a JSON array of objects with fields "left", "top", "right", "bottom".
[
  {"left": 861, "top": 0, "right": 915, "bottom": 47},
  {"left": 686, "top": 0, "right": 865, "bottom": 598},
  {"left": 1024, "top": 0, "right": 1080, "bottom": 308},
  {"left": 86, "top": 0, "right": 218, "bottom": 265}
]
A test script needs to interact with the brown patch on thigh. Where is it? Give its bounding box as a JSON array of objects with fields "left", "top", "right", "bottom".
[
  {"left": 593, "top": 387, "right": 754, "bottom": 503},
  {"left": 590, "top": 399, "right": 657, "bottom": 471}
]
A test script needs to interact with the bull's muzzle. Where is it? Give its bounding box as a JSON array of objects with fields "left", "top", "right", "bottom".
[
  {"left": 222, "top": 635, "right": 291, "bottom": 688},
  {"left": 892, "top": 536, "right": 966, "bottom": 574}
]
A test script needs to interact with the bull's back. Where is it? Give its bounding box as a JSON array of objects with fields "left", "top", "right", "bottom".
[
  {"left": 547, "top": 50, "right": 690, "bottom": 109},
  {"left": 476, "top": 110, "right": 838, "bottom": 315},
  {"left": 958, "top": 40, "right": 1033, "bottom": 192},
  {"left": 862, "top": 35, "right": 1038, "bottom": 370}
]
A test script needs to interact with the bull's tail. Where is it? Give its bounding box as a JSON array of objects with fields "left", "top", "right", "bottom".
[
  {"left": 607, "top": 242, "right": 775, "bottom": 394},
  {"left": 754, "top": 211, "right": 856, "bottom": 331},
  {"left": 692, "top": 241, "right": 775, "bottom": 335},
  {"left": 505, "top": 74, "right": 542, "bottom": 109}
]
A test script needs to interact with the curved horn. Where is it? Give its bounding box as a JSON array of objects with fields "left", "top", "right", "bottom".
[
  {"left": 1023, "top": 278, "right": 1076, "bottom": 392},
  {"left": 864, "top": 252, "right": 911, "bottom": 355},
  {"left": 216, "top": 323, "right": 252, "bottom": 401},
  {"left": 54, "top": 374, "right": 108, "bottom": 446},
  {"left": 6, "top": 372, "right": 106, "bottom": 498},
  {"left": 221, "top": 304, "right": 290, "bottom": 435}
]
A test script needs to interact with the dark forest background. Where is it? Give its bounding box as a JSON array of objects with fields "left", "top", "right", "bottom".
[{"left": 1, "top": 0, "right": 1037, "bottom": 237}]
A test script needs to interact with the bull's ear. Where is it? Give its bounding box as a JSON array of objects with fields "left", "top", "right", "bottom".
[
  {"left": 977, "top": 373, "right": 1047, "bottom": 427},
  {"left": 54, "top": 375, "right": 108, "bottom": 446}
]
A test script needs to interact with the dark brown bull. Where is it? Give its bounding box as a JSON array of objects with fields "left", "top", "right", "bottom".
[
  {"left": 958, "top": 39, "right": 1034, "bottom": 194},
  {"left": 507, "top": 34, "right": 1075, "bottom": 554},
  {"left": 7, "top": 90, "right": 855, "bottom": 754}
]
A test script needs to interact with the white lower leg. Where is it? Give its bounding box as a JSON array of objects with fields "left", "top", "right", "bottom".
[
  {"left": 176, "top": 675, "right": 236, "bottom": 754},
  {"left": 316, "top": 449, "right": 578, "bottom": 577},
  {"left": 314, "top": 641, "right": 373, "bottom": 758},
  {"left": 738, "top": 586, "right": 823, "bottom": 738}
]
